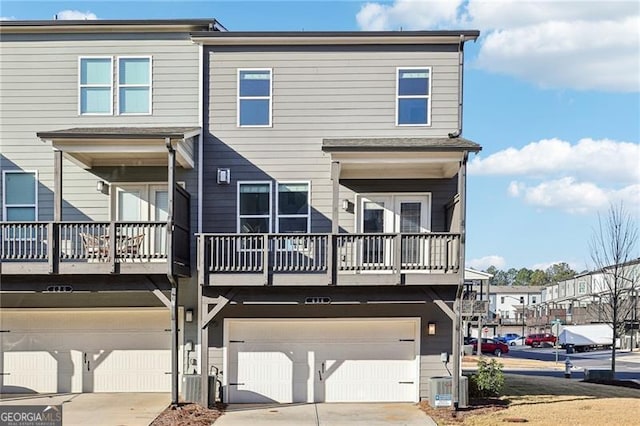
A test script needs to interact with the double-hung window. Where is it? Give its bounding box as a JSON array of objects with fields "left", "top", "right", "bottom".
[
  {"left": 277, "top": 183, "right": 310, "bottom": 233},
  {"left": 238, "top": 69, "right": 272, "bottom": 126},
  {"left": 79, "top": 56, "right": 151, "bottom": 115},
  {"left": 3, "top": 171, "right": 37, "bottom": 221},
  {"left": 396, "top": 67, "right": 431, "bottom": 126},
  {"left": 79, "top": 57, "right": 113, "bottom": 115},
  {"left": 238, "top": 182, "right": 272, "bottom": 233},
  {"left": 118, "top": 57, "right": 152, "bottom": 114}
]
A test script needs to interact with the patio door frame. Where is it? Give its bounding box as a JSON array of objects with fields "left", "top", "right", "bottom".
[{"left": 356, "top": 193, "right": 432, "bottom": 270}]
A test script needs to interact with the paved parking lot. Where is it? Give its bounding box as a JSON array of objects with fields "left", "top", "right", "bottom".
[{"left": 0, "top": 392, "right": 169, "bottom": 426}]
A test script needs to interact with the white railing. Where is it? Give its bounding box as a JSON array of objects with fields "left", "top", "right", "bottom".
[
  {"left": 1, "top": 221, "right": 169, "bottom": 264},
  {"left": 203, "top": 232, "right": 460, "bottom": 275},
  {"left": 0, "top": 222, "right": 49, "bottom": 260}
]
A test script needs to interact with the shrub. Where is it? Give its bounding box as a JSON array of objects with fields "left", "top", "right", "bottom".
[{"left": 468, "top": 358, "right": 504, "bottom": 398}]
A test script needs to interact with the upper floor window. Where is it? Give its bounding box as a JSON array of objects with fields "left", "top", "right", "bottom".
[
  {"left": 578, "top": 281, "right": 587, "bottom": 294},
  {"left": 238, "top": 182, "right": 272, "bottom": 233},
  {"left": 396, "top": 68, "right": 431, "bottom": 126},
  {"left": 2, "top": 171, "right": 37, "bottom": 221},
  {"left": 238, "top": 69, "right": 272, "bottom": 127},
  {"left": 79, "top": 57, "right": 113, "bottom": 115},
  {"left": 118, "top": 57, "right": 152, "bottom": 115},
  {"left": 277, "top": 183, "right": 310, "bottom": 233},
  {"left": 79, "top": 56, "right": 151, "bottom": 116},
  {"left": 500, "top": 296, "right": 505, "bottom": 304}
]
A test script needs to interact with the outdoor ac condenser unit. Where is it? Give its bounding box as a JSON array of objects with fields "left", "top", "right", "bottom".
[{"left": 428, "top": 376, "right": 468, "bottom": 408}]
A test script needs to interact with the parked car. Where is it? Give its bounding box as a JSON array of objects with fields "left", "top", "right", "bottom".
[
  {"left": 525, "top": 333, "right": 557, "bottom": 347},
  {"left": 495, "top": 333, "right": 520, "bottom": 343},
  {"left": 469, "top": 338, "right": 509, "bottom": 356},
  {"left": 509, "top": 336, "right": 526, "bottom": 346}
]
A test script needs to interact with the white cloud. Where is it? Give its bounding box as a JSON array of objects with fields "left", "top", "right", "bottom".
[
  {"left": 472, "top": 138, "right": 640, "bottom": 214},
  {"left": 508, "top": 177, "right": 640, "bottom": 214},
  {"left": 469, "top": 138, "right": 640, "bottom": 185},
  {"left": 355, "top": 0, "right": 640, "bottom": 92},
  {"left": 531, "top": 260, "right": 583, "bottom": 271},
  {"left": 356, "top": 0, "right": 463, "bottom": 30},
  {"left": 475, "top": 15, "right": 640, "bottom": 92},
  {"left": 468, "top": 255, "right": 506, "bottom": 270},
  {"left": 55, "top": 10, "right": 98, "bottom": 20},
  {"left": 0, "top": 16, "right": 16, "bottom": 20}
]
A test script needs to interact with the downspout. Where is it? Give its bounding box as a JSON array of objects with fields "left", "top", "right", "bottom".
[
  {"left": 452, "top": 150, "right": 469, "bottom": 411},
  {"left": 166, "top": 138, "right": 179, "bottom": 406},
  {"left": 198, "top": 43, "right": 204, "bottom": 234},
  {"left": 458, "top": 35, "right": 465, "bottom": 137}
]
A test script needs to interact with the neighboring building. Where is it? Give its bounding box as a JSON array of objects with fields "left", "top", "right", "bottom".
[
  {"left": 0, "top": 19, "right": 223, "bottom": 403},
  {"left": 462, "top": 268, "right": 492, "bottom": 338},
  {"left": 486, "top": 285, "right": 543, "bottom": 337},
  {"left": 1, "top": 22, "right": 482, "bottom": 406},
  {"left": 533, "top": 258, "right": 639, "bottom": 348},
  {"left": 192, "top": 30, "right": 480, "bottom": 404}
]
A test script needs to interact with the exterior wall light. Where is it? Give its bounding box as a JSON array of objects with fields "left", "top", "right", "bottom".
[
  {"left": 96, "top": 180, "right": 109, "bottom": 194},
  {"left": 427, "top": 322, "right": 437, "bottom": 335},
  {"left": 185, "top": 309, "right": 194, "bottom": 323}
]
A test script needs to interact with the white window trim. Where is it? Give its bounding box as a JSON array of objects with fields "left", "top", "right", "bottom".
[
  {"left": 116, "top": 56, "right": 153, "bottom": 116},
  {"left": 78, "top": 56, "right": 114, "bottom": 116},
  {"left": 237, "top": 181, "right": 273, "bottom": 233},
  {"left": 2, "top": 170, "right": 38, "bottom": 221},
  {"left": 275, "top": 181, "right": 311, "bottom": 233},
  {"left": 354, "top": 192, "right": 432, "bottom": 233},
  {"left": 237, "top": 68, "right": 273, "bottom": 128},
  {"left": 395, "top": 66, "right": 432, "bottom": 127}
]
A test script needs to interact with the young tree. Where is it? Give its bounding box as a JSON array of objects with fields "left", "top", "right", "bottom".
[{"left": 589, "top": 202, "right": 639, "bottom": 375}]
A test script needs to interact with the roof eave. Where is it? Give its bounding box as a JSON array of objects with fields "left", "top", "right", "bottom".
[
  {"left": 190, "top": 30, "right": 480, "bottom": 46},
  {"left": 0, "top": 19, "right": 220, "bottom": 34}
]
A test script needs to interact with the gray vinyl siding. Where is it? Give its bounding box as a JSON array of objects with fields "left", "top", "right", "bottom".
[
  {"left": 202, "top": 47, "right": 461, "bottom": 233},
  {"left": 0, "top": 32, "right": 200, "bottom": 221}
]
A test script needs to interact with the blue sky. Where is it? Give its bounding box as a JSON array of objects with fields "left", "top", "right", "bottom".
[{"left": 2, "top": 0, "right": 639, "bottom": 271}]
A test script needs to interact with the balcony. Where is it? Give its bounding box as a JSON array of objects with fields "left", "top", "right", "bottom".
[
  {"left": 1, "top": 221, "right": 189, "bottom": 276},
  {"left": 199, "top": 232, "right": 460, "bottom": 286}
]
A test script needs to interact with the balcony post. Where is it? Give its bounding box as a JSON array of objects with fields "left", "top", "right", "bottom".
[
  {"left": 109, "top": 222, "right": 117, "bottom": 273},
  {"left": 330, "top": 161, "right": 341, "bottom": 234},
  {"left": 263, "top": 234, "right": 270, "bottom": 285},
  {"left": 53, "top": 149, "right": 62, "bottom": 222},
  {"left": 327, "top": 234, "right": 335, "bottom": 285},
  {"left": 198, "top": 235, "right": 206, "bottom": 286},
  {"left": 47, "top": 222, "right": 57, "bottom": 274},
  {"left": 393, "top": 234, "right": 401, "bottom": 284}
]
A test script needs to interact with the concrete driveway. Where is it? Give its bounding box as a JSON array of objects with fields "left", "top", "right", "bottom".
[
  {"left": 0, "top": 392, "right": 169, "bottom": 425},
  {"left": 215, "top": 403, "right": 436, "bottom": 426}
]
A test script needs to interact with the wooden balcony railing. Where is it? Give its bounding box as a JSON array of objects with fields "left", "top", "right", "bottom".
[
  {"left": 1, "top": 221, "right": 189, "bottom": 276},
  {"left": 200, "top": 232, "right": 461, "bottom": 286}
]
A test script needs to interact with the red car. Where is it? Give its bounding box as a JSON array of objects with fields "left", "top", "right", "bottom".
[
  {"left": 469, "top": 338, "right": 509, "bottom": 356},
  {"left": 525, "top": 333, "right": 557, "bottom": 347}
]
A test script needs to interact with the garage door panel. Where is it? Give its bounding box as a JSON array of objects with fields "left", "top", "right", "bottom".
[
  {"left": 1, "top": 310, "right": 171, "bottom": 393},
  {"left": 226, "top": 319, "right": 419, "bottom": 404}
]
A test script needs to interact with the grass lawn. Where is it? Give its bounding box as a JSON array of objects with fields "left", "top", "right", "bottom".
[{"left": 422, "top": 365, "right": 640, "bottom": 425}]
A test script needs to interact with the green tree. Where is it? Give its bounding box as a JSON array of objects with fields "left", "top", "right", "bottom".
[
  {"left": 514, "top": 268, "right": 533, "bottom": 286},
  {"left": 529, "top": 269, "right": 549, "bottom": 286},
  {"left": 546, "top": 262, "right": 576, "bottom": 283}
]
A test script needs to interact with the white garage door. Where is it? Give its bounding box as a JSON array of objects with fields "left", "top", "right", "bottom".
[
  {"left": 1, "top": 309, "right": 171, "bottom": 393},
  {"left": 225, "top": 318, "right": 419, "bottom": 403}
]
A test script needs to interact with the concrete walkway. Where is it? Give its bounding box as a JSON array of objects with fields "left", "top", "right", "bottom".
[
  {"left": 215, "top": 403, "right": 436, "bottom": 426},
  {"left": 0, "top": 392, "right": 169, "bottom": 426}
]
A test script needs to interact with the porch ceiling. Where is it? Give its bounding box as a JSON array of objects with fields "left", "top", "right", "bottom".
[
  {"left": 37, "top": 127, "right": 200, "bottom": 169},
  {"left": 323, "top": 137, "right": 481, "bottom": 179}
]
